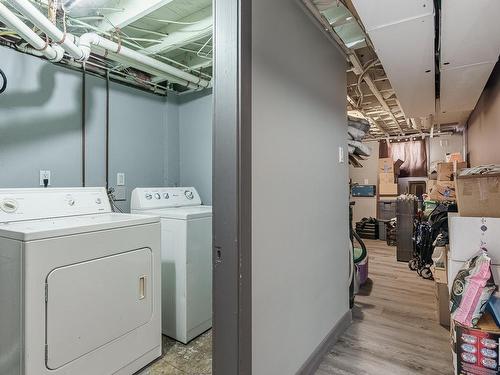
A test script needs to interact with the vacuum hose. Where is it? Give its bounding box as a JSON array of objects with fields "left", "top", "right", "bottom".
[
  {"left": 0, "top": 68, "right": 6, "bottom": 94},
  {"left": 0, "top": 69, "right": 7, "bottom": 94}
]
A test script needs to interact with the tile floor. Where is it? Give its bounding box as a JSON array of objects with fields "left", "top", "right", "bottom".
[{"left": 137, "top": 330, "right": 212, "bottom": 375}]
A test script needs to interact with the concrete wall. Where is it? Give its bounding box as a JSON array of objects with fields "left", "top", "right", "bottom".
[
  {"left": 349, "top": 141, "right": 379, "bottom": 222},
  {"left": 0, "top": 46, "right": 180, "bottom": 212},
  {"left": 251, "top": 0, "right": 350, "bottom": 373},
  {"left": 178, "top": 90, "right": 213, "bottom": 205},
  {"left": 467, "top": 62, "right": 500, "bottom": 166}
]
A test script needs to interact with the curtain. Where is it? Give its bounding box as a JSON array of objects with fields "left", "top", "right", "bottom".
[{"left": 379, "top": 139, "right": 428, "bottom": 177}]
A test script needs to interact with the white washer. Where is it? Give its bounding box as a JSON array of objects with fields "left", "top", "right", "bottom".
[
  {"left": 131, "top": 187, "right": 212, "bottom": 344},
  {"left": 0, "top": 187, "right": 162, "bottom": 375}
]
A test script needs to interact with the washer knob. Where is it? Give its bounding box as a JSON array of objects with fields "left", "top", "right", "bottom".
[
  {"left": 0, "top": 199, "right": 18, "bottom": 213},
  {"left": 68, "top": 199, "right": 75, "bottom": 206},
  {"left": 96, "top": 198, "right": 102, "bottom": 205},
  {"left": 163, "top": 193, "right": 169, "bottom": 199},
  {"left": 145, "top": 193, "right": 152, "bottom": 200},
  {"left": 155, "top": 193, "right": 161, "bottom": 200},
  {"left": 185, "top": 190, "right": 194, "bottom": 200}
]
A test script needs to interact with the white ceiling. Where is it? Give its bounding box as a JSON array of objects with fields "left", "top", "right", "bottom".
[
  {"left": 351, "top": 0, "right": 435, "bottom": 118},
  {"left": 439, "top": 0, "right": 500, "bottom": 113}
]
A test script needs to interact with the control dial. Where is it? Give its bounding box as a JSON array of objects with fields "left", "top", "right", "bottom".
[
  {"left": 184, "top": 190, "right": 194, "bottom": 200},
  {"left": 163, "top": 193, "right": 169, "bottom": 199},
  {"left": 0, "top": 199, "right": 18, "bottom": 213},
  {"left": 145, "top": 193, "right": 152, "bottom": 200},
  {"left": 154, "top": 193, "right": 161, "bottom": 200}
]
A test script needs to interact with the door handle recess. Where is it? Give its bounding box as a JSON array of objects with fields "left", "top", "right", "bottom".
[{"left": 139, "top": 275, "right": 147, "bottom": 300}]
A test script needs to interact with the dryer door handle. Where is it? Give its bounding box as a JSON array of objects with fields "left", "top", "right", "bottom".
[{"left": 139, "top": 275, "right": 147, "bottom": 300}]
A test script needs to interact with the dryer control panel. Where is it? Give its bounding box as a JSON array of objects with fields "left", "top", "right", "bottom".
[
  {"left": 131, "top": 187, "right": 202, "bottom": 210},
  {"left": 0, "top": 187, "right": 111, "bottom": 223}
]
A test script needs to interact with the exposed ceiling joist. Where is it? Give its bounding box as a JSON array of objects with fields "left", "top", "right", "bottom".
[
  {"left": 349, "top": 53, "right": 404, "bottom": 134},
  {"left": 98, "top": 0, "right": 175, "bottom": 32}
]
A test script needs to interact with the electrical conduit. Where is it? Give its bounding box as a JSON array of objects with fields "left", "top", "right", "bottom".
[{"left": 0, "top": 2, "right": 64, "bottom": 62}]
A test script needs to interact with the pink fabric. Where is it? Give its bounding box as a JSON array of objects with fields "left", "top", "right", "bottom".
[{"left": 454, "top": 261, "right": 492, "bottom": 326}]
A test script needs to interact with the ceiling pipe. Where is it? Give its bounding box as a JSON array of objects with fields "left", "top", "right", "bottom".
[
  {"left": 9, "top": 0, "right": 85, "bottom": 60},
  {"left": 0, "top": 2, "right": 64, "bottom": 62},
  {"left": 79, "top": 33, "right": 210, "bottom": 89},
  {"left": 8, "top": 0, "right": 210, "bottom": 90}
]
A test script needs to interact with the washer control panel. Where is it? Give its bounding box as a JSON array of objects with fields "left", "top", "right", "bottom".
[
  {"left": 131, "top": 187, "right": 202, "bottom": 210},
  {"left": 0, "top": 188, "right": 111, "bottom": 223}
]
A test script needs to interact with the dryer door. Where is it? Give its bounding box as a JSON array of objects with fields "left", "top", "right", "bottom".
[{"left": 45, "top": 248, "right": 153, "bottom": 370}]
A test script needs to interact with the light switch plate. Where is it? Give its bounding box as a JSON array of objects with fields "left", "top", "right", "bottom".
[
  {"left": 117, "top": 173, "right": 125, "bottom": 186},
  {"left": 338, "top": 146, "right": 345, "bottom": 164},
  {"left": 39, "top": 170, "right": 51, "bottom": 186},
  {"left": 114, "top": 186, "right": 126, "bottom": 201}
]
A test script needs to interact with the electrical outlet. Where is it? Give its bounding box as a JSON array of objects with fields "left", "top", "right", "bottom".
[
  {"left": 117, "top": 173, "right": 125, "bottom": 186},
  {"left": 39, "top": 170, "right": 51, "bottom": 187}
]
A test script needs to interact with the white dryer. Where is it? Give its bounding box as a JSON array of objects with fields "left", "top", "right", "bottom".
[
  {"left": 0, "top": 188, "right": 161, "bottom": 375},
  {"left": 131, "top": 187, "right": 212, "bottom": 344}
]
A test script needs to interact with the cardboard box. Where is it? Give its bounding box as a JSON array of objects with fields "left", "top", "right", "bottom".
[
  {"left": 379, "top": 173, "right": 398, "bottom": 196},
  {"left": 435, "top": 282, "right": 450, "bottom": 327},
  {"left": 456, "top": 174, "right": 500, "bottom": 218},
  {"left": 437, "top": 162, "right": 468, "bottom": 181},
  {"left": 454, "top": 313, "right": 500, "bottom": 374},
  {"left": 447, "top": 152, "right": 463, "bottom": 163},
  {"left": 427, "top": 180, "right": 438, "bottom": 194},
  {"left": 379, "top": 158, "right": 394, "bottom": 174},
  {"left": 432, "top": 262, "right": 448, "bottom": 285},
  {"left": 429, "top": 181, "right": 456, "bottom": 201},
  {"left": 378, "top": 158, "right": 404, "bottom": 177}
]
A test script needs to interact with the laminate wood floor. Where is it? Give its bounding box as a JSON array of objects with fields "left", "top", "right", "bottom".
[
  {"left": 316, "top": 239, "right": 453, "bottom": 375},
  {"left": 139, "top": 240, "right": 452, "bottom": 374}
]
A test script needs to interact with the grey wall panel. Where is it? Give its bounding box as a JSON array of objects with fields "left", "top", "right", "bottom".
[
  {"left": 108, "top": 82, "right": 168, "bottom": 212},
  {"left": 84, "top": 74, "right": 107, "bottom": 187},
  {"left": 0, "top": 46, "right": 180, "bottom": 212},
  {"left": 165, "top": 94, "right": 180, "bottom": 187},
  {"left": 251, "top": 0, "right": 349, "bottom": 373},
  {"left": 0, "top": 46, "right": 83, "bottom": 188},
  {"left": 179, "top": 89, "right": 213, "bottom": 204}
]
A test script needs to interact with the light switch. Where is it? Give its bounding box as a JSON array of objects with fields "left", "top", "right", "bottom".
[
  {"left": 338, "top": 146, "right": 345, "bottom": 164},
  {"left": 117, "top": 173, "right": 125, "bottom": 186}
]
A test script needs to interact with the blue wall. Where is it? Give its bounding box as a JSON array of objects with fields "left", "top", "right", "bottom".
[
  {"left": 178, "top": 90, "right": 213, "bottom": 205},
  {"left": 0, "top": 46, "right": 184, "bottom": 211}
]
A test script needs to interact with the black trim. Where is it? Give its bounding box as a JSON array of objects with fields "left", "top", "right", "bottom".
[
  {"left": 105, "top": 71, "right": 110, "bottom": 189},
  {"left": 81, "top": 69, "right": 86, "bottom": 187}
]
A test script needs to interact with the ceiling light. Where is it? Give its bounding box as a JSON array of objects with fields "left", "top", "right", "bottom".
[{"left": 346, "top": 16, "right": 353, "bottom": 21}]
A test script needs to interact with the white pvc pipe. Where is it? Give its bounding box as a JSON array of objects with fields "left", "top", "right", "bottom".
[
  {"left": 10, "top": 0, "right": 85, "bottom": 60},
  {"left": 0, "top": 2, "right": 64, "bottom": 62},
  {"left": 78, "top": 33, "right": 210, "bottom": 89},
  {"left": 10, "top": 0, "right": 211, "bottom": 89}
]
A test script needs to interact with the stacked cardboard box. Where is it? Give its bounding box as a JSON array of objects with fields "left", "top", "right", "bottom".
[
  {"left": 456, "top": 173, "right": 500, "bottom": 218},
  {"left": 428, "top": 161, "right": 467, "bottom": 201},
  {"left": 378, "top": 158, "right": 403, "bottom": 196}
]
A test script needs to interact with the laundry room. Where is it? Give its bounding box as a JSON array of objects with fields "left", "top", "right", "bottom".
[{"left": 1, "top": 1, "right": 500, "bottom": 375}]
